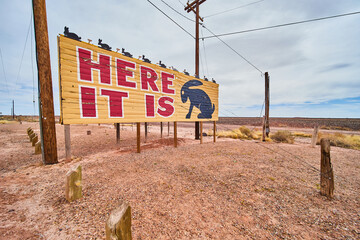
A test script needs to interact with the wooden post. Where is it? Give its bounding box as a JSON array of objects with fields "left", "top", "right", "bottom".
[
  {"left": 32, "top": 0, "right": 58, "bottom": 164},
  {"left": 64, "top": 124, "right": 71, "bottom": 161},
  {"left": 160, "top": 122, "right": 163, "bottom": 138},
  {"left": 174, "top": 122, "right": 177, "bottom": 148},
  {"left": 168, "top": 122, "right": 170, "bottom": 136},
  {"left": 262, "top": 115, "right": 266, "bottom": 142},
  {"left": 213, "top": 121, "right": 216, "bottom": 143},
  {"left": 320, "top": 139, "right": 334, "bottom": 199},
  {"left": 116, "top": 123, "right": 120, "bottom": 144},
  {"left": 265, "top": 72, "right": 270, "bottom": 137},
  {"left": 311, "top": 126, "right": 319, "bottom": 147},
  {"left": 144, "top": 122, "right": 148, "bottom": 142},
  {"left": 200, "top": 121, "right": 203, "bottom": 144},
  {"left": 65, "top": 165, "right": 82, "bottom": 202},
  {"left": 136, "top": 123, "right": 140, "bottom": 153},
  {"left": 105, "top": 202, "right": 132, "bottom": 240}
]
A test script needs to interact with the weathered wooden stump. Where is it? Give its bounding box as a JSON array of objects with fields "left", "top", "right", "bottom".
[
  {"left": 87, "top": 130, "right": 91, "bottom": 135},
  {"left": 105, "top": 202, "right": 132, "bottom": 240},
  {"left": 35, "top": 141, "right": 41, "bottom": 154},
  {"left": 311, "top": 126, "right": 319, "bottom": 147},
  {"left": 27, "top": 128, "right": 32, "bottom": 135},
  {"left": 65, "top": 165, "right": 82, "bottom": 202},
  {"left": 320, "top": 139, "right": 334, "bottom": 199},
  {"left": 31, "top": 135, "right": 38, "bottom": 146},
  {"left": 28, "top": 129, "right": 34, "bottom": 137},
  {"left": 29, "top": 132, "right": 36, "bottom": 142}
]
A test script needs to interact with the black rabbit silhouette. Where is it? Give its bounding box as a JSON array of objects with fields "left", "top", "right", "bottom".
[
  {"left": 98, "top": 39, "right": 112, "bottom": 51},
  {"left": 142, "top": 55, "right": 151, "bottom": 63},
  {"left": 64, "top": 26, "right": 81, "bottom": 41},
  {"left": 122, "top": 48, "right": 133, "bottom": 58},
  {"left": 181, "top": 80, "right": 215, "bottom": 119}
]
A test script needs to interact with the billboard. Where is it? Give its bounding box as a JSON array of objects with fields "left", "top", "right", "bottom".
[{"left": 58, "top": 35, "right": 218, "bottom": 124}]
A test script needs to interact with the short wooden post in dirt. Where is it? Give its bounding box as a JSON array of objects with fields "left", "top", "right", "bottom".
[
  {"left": 311, "top": 126, "right": 319, "bottom": 147},
  {"left": 28, "top": 129, "right": 34, "bottom": 137},
  {"left": 27, "top": 128, "right": 32, "bottom": 135},
  {"left": 320, "top": 139, "right": 334, "bottom": 199},
  {"left": 200, "top": 122, "right": 203, "bottom": 144},
  {"left": 35, "top": 141, "right": 42, "bottom": 154},
  {"left": 213, "top": 121, "right": 216, "bottom": 143},
  {"left": 65, "top": 165, "right": 82, "bottom": 202},
  {"left": 160, "top": 122, "right": 163, "bottom": 138},
  {"left": 174, "top": 122, "right": 177, "bottom": 148},
  {"left": 32, "top": 135, "right": 38, "bottom": 146},
  {"left": 87, "top": 130, "right": 91, "bottom": 135},
  {"left": 144, "top": 122, "right": 148, "bottom": 142},
  {"left": 29, "top": 132, "right": 36, "bottom": 142},
  {"left": 136, "top": 123, "right": 141, "bottom": 153},
  {"left": 116, "top": 123, "right": 120, "bottom": 144},
  {"left": 64, "top": 125, "right": 71, "bottom": 161},
  {"left": 105, "top": 202, "right": 132, "bottom": 240}
]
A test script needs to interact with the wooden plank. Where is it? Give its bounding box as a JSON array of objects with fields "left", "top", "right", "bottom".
[
  {"left": 320, "top": 139, "right": 334, "bottom": 199},
  {"left": 174, "top": 122, "right": 177, "bottom": 148},
  {"left": 64, "top": 124, "right": 71, "bottom": 160},
  {"left": 33, "top": 0, "right": 58, "bottom": 164},
  {"left": 137, "top": 123, "right": 140, "bottom": 153}
]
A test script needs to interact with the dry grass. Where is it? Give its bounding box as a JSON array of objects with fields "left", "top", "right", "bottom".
[
  {"left": 320, "top": 125, "right": 352, "bottom": 131},
  {"left": 208, "top": 126, "right": 261, "bottom": 140},
  {"left": 270, "top": 130, "right": 295, "bottom": 144},
  {"left": 317, "top": 132, "right": 360, "bottom": 150},
  {"left": 292, "top": 132, "right": 312, "bottom": 138}
]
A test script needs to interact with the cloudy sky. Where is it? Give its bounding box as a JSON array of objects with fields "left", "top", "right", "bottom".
[{"left": 1, "top": 0, "right": 359, "bottom": 118}]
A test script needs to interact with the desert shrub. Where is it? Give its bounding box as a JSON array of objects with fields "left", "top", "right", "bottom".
[
  {"left": 208, "top": 126, "right": 261, "bottom": 140},
  {"left": 317, "top": 133, "right": 360, "bottom": 150},
  {"left": 270, "top": 130, "right": 294, "bottom": 144}
]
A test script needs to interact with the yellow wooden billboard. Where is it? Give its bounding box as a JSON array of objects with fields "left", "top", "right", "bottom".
[{"left": 58, "top": 35, "right": 218, "bottom": 124}]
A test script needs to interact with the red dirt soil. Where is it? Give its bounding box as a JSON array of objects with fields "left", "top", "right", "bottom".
[{"left": 0, "top": 122, "right": 359, "bottom": 239}]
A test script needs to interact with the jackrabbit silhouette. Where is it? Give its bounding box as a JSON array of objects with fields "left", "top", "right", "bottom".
[
  {"left": 98, "top": 39, "right": 112, "bottom": 51},
  {"left": 64, "top": 26, "right": 81, "bottom": 41}
]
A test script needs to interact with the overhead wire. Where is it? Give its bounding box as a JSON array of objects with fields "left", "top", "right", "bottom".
[
  {"left": 204, "top": 0, "right": 265, "bottom": 18},
  {"left": 147, "top": 0, "right": 195, "bottom": 39},
  {"left": 202, "top": 10, "right": 360, "bottom": 39},
  {"left": 160, "top": 0, "right": 195, "bottom": 22},
  {"left": 201, "top": 23, "right": 264, "bottom": 75},
  {"left": 30, "top": 11, "right": 36, "bottom": 119},
  {"left": 200, "top": 25, "right": 210, "bottom": 78},
  {"left": 0, "top": 48, "right": 9, "bottom": 94},
  {"left": 14, "top": 14, "right": 32, "bottom": 97}
]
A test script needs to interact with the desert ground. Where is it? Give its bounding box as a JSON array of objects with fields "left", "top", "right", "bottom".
[{"left": 0, "top": 120, "right": 359, "bottom": 239}]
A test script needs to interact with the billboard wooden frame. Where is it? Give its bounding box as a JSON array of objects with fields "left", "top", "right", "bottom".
[{"left": 58, "top": 35, "right": 219, "bottom": 125}]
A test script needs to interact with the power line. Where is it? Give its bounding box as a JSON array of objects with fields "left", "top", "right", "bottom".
[
  {"left": 203, "top": 10, "right": 360, "bottom": 39},
  {"left": 14, "top": 14, "right": 32, "bottom": 97},
  {"left": 201, "top": 23, "right": 264, "bottom": 75},
  {"left": 147, "top": 0, "right": 195, "bottom": 39},
  {"left": 0, "top": 48, "right": 9, "bottom": 94},
  {"left": 161, "top": 0, "right": 195, "bottom": 22},
  {"left": 204, "top": 0, "right": 265, "bottom": 18}
]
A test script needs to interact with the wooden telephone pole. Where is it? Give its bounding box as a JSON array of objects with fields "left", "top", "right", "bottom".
[
  {"left": 264, "top": 72, "right": 270, "bottom": 137},
  {"left": 185, "top": 0, "right": 206, "bottom": 140},
  {"left": 32, "top": 0, "right": 58, "bottom": 164}
]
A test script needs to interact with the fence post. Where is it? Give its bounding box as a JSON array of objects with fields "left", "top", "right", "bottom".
[
  {"left": 64, "top": 124, "right": 71, "bottom": 160},
  {"left": 311, "top": 126, "right": 319, "bottom": 147},
  {"left": 320, "top": 138, "right": 334, "bottom": 199},
  {"left": 105, "top": 202, "right": 132, "bottom": 240},
  {"left": 200, "top": 122, "right": 203, "bottom": 144},
  {"left": 137, "top": 123, "right": 141, "bottom": 153},
  {"left": 213, "top": 121, "right": 216, "bottom": 143}
]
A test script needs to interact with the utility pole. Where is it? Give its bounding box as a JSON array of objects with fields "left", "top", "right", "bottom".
[
  {"left": 185, "top": 0, "right": 206, "bottom": 140},
  {"left": 32, "top": 0, "right": 58, "bottom": 164},
  {"left": 265, "top": 72, "right": 270, "bottom": 137},
  {"left": 12, "top": 100, "right": 14, "bottom": 119}
]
